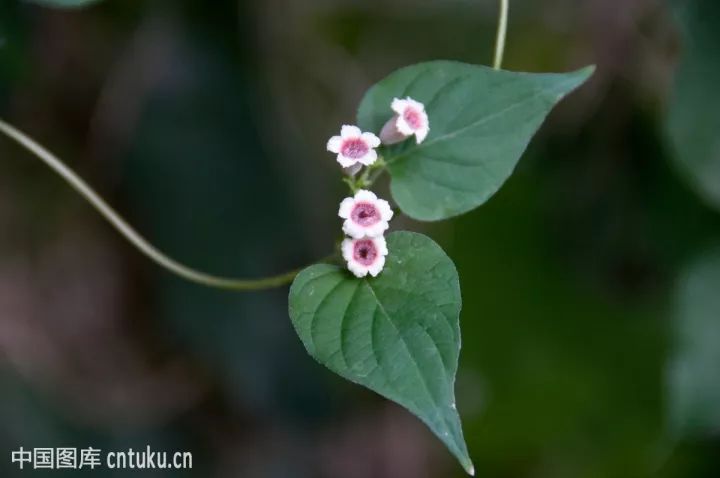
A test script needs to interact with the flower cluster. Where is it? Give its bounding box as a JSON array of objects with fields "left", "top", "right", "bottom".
[
  {"left": 339, "top": 190, "right": 393, "bottom": 277},
  {"left": 327, "top": 97, "right": 429, "bottom": 278}
]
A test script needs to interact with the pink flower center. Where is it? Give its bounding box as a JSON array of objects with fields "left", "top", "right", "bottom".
[
  {"left": 403, "top": 108, "right": 423, "bottom": 130},
  {"left": 341, "top": 138, "right": 369, "bottom": 159},
  {"left": 350, "top": 202, "right": 380, "bottom": 227},
  {"left": 353, "top": 239, "right": 378, "bottom": 266}
]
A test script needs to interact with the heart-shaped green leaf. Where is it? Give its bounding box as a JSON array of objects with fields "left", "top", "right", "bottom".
[
  {"left": 358, "top": 61, "right": 594, "bottom": 221},
  {"left": 288, "top": 231, "right": 472, "bottom": 474},
  {"left": 24, "top": 0, "right": 103, "bottom": 8},
  {"left": 666, "top": 0, "right": 720, "bottom": 211},
  {"left": 667, "top": 249, "right": 720, "bottom": 438}
]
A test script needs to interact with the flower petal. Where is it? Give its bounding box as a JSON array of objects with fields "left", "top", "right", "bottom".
[
  {"left": 362, "top": 132, "right": 381, "bottom": 148},
  {"left": 337, "top": 154, "right": 356, "bottom": 168},
  {"left": 358, "top": 149, "right": 377, "bottom": 166},
  {"left": 354, "top": 189, "right": 378, "bottom": 202},
  {"left": 391, "top": 98, "right": 409, "bottom": 115},
  {"left": 341, "top": 238, "right": 355, "bottom": 262},
  {"left": 341, "top": 125, "right": 362, "bottom": 138},
  {"left": 338, "top": 197, "right": 356, "bottom": 219},
  {"left": 415, "top": 125, "right": 430, "bottom": 144},
  {"left": 405, "top": 97, "right": 425, "bottom": 111},
  {"left": 326, "top": 135, "right": 343, "bottom": 153},
  {"left": 348, "top": 262, "right": 368, "bottom": 278},
  {"left": 343, "top": 220, "right": 368, "bottom": 239},
  {"left": 367, "top": 255, "right": 386, "bottom": 277},
  {"left": 374, "top": 236, "right": 389, "bottom": 256},
  {"left": 377, "top": 199, "right": 394, "bottom": 221},
  {"left": 395, "top": 115, "right": 415, "bottom": 136},
  {"left": 364, "top": 221, "right": 389, "bottom": 238}
]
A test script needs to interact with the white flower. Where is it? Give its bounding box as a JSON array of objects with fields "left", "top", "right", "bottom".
[
  {"left": 327, "top": 125, "right": 381, "bottom": 168},
  {"left": 342, "top": 235, "right": 388, "bottom": 278},
  {"left": 379, "top": 97, "right": 430, "bottom": 145},
  {"left": 338, "top": 189, "right": 394, "bottom": 238}
]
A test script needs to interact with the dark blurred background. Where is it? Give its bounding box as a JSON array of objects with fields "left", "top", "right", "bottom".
[{"left": 1, "top": 0, "right": 719, "bottom": 476}]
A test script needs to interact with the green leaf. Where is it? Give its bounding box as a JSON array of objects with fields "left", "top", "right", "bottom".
[
  {"left": 667, "top": 249, "right": 720, "bottom": 438},
  {"left": 357, "top": 61, "right": 594, "bottom": 221},
  {"left": 24, "top": 0, "right": 103, "bottom": 8},
  {"left": 288, "top": 231, "right": 472, "bottom": 474},
  {"left": 666, "top": 0, "right": 720, "bottom": 211}
]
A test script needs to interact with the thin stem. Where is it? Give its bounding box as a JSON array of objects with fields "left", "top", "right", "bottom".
[
  {"left": 493, "top": 0, "right": 509, "bottom": 70},
  {"left": 344, "top": 156, "right": 387, "bottom": 193},
  {"left": 0, "top": 118, "right": 320, "bottom": 291},
  {"left": 365, "top": 166, "right": 387, "bottom": 187}
]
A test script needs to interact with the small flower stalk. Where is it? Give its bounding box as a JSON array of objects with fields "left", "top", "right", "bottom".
[
  {"left": 327, "top": 97, "right": 429, "bottom": 277},
  {"left": 379, "top": 97, "right": 430, "bottom": 145}
]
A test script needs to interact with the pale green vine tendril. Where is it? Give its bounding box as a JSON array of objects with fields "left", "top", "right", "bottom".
[
  {"left": 0, "top": 118, "right": 318, "bottom": 291},
  {"left": 493, "top": 0, "right": 509, "bottom": 70}
]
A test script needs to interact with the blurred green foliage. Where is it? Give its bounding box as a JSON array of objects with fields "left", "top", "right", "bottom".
[
  {"left": 666, "top": 0, "right": 720, "bottom": 211},
  {"left": 668, "top": 249, "right": 720, "bottom": 439},
  {"left": 24, "top": 0, "right": 103, "bottom": 9}
]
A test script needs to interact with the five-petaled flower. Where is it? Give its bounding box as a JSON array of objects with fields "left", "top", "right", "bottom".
[
  {"left": 338, "top": 189, "right": 394, "bottom": 239},
  {"left": 327, "top": 125, "right": 381, "bottom": 168},
  {"left": 342, "top": 235, "right": 388, "bottom": 278},
  {"left": 380, "top": 97, "right": 430, "bottom": 145}
]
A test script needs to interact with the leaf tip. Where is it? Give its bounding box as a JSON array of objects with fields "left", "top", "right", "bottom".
[
  {"left": 578, "top": 64, "right": 597, "bottom": 80},
  {"left": 561, "top": 65, "right": 595, "bottom": 93},
  {"left": 464, "top": 460, "right": 476, "bottom": 476},
  {"left": 550, "top": 64, "right": 596, "bottom": 100}
]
